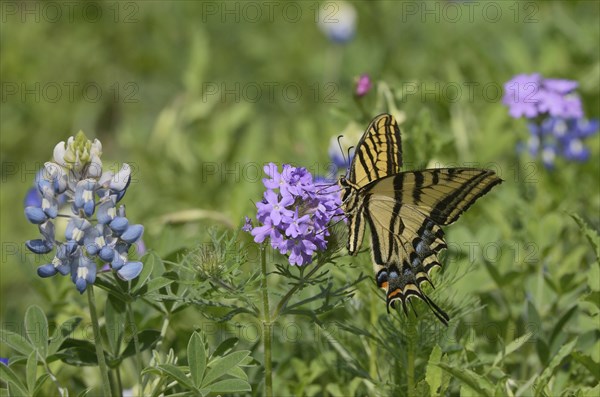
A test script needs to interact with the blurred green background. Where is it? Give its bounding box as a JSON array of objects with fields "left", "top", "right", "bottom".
[{"left": 1, "top": 0, "right": 599, "bottom": 394}]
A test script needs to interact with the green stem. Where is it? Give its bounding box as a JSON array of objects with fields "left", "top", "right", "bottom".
[
  {"left": 369, "top": 291, "right": 378, "bottom": 379},
  {"left": 272, "top": 259, "right": 326, "bottom": 319},
  {"left": 127, "top": 303, "right": 143, "bottom": 391},
  {"left": 406, "top": 318, "right": 416, "bottom": 397},
  {"left": 87, "top": 286, "right": 113, "bottom": 397},
  {"left": 260, "top": 244, "right": 273, "bottom": 397}
]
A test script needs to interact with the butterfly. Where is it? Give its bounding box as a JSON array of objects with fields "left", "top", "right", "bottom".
[{"left": 339, "top": 113, "right": 502, "bottom": 325}]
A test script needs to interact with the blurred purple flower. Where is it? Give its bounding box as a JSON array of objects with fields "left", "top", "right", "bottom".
[
  {"left": 0, "top": 357, "right": 8, "bottom": 366},
  {"left": 246, "top": 163, "right": 343, "bottom": 266},
  {"left": 503, "top": 74, "right": 582, "bottom": 119},
  {"left": 355, "top": 74, "right": 372, "bottom": 97}
]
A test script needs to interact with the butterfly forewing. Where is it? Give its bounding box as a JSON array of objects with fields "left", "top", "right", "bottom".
[
  {"left": 349, "top": 114, "right": 402, "bottom": 188},
  {"left": 340, "top": 113, "right": 502, "bottom": 324}
]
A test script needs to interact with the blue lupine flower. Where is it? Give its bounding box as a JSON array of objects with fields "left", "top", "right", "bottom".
[
  {"left": 246, "top": 163, "right": 343, "bottom": 266},
  {"left": 25, "top": 131, "right": 145, "bottom": 293}
]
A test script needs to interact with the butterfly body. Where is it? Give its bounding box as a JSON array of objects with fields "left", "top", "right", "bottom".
[{"left": 339, "top": 114, "right": 502, "bottom": 325}]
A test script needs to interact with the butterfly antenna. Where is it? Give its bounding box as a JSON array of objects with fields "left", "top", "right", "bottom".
[{"left": 336, "top": 135, "right": 347, "bottom": 165}]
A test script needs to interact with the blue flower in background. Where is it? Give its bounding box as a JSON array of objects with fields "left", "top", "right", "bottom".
[
  {"left": 317, "top": 1, "right": 357, "bottom": 44},
  {"left": 504, "top": 74, "right": 598, "bottom": 168},
  {"left": 25, "top": 131, "right": 145, "bottom": 293},
  {"left": 526, "top": 117, "right": 598, "bottom": 168},
  {"left": 246, "top": 163, "right": 343, "bottom": 266},
  {"left": 0, "top": 357, "right": 8, "bottom": 366}
]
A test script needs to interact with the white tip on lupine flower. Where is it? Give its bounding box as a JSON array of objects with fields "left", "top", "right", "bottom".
[
  {"left": 53, "top": 141, "right": 68, "bottom": 167},
  {"left": 110, "top": 163, "right": 131, "bottom": 191},
  {"left": 88, "top": 154, "right": 103, "bottom": 178},
  {"left": 91, "top": 139, "right": 102, "bottom": 157}
]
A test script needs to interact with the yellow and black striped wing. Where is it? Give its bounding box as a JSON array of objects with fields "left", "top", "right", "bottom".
[
  {"left": 363, "top": 168, "right": 502, "bottom": 324},
  {"left": 348, "top": 113, "right": 402, "bottom": 189},
  {"left": 368, "top": 168, "right": 503, "bottom": 225}
]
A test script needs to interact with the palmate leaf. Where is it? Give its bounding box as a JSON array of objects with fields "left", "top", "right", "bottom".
[
  {"left": 24, "top": 305, "right": 48, "bottom": 360},
  {"left": 149, "top": 330, "right": 254, "bottom": 396}
]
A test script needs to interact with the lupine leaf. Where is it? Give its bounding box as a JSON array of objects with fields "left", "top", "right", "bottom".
[
  {"left": 0, "top": 363, "right": 29, "bottom": 396},
  {"left": 0, "top": 330, "right": 34, "bottom": 356},
  {"left": 157, "top": 363, "right": 196, "bottom": 390},
  {"left": 48, "top": 317, "right": 82, "bottom": 355},
  {"left": 206, "top": 378, "right": 251, "bottom": 394},
  {"left": 24, "top": 306, "right": 48, "bottom": 359},
  {"left": 131, "top": 252, "right": 156, "bottom": 294},
  {"left": 26, "top": 350, "right": 37, "bottom": 394},
  {"left": 33, "top": 373, "right": 50, "bottom": 396},
  {"left": 188, "top": 331, "right": 207, "bottom": 387},
  {"left": 120, "top": 330, "right": 161, "bottom": 362},
  {"left": 202, "top": 351, "right": 250, "bottom": 386}
]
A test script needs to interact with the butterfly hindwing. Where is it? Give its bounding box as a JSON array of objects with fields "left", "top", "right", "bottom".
[{"left": 340, "top": 113, "right": 502, "bottom": 324}]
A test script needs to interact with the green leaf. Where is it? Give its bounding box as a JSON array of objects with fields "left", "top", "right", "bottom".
[
  {"left": 549, "top": 306, "right": 577, "bottom": 349},
  {"left": 26, "top": 350, "right": 37, "bottom": 394},
  {"left": 120, "top": 330, "right": 161, "bottom": 361},
  {"left": 493, "top": 332, "right": 533, "bottom": 367},
  {"left": 0, "top": 330, "right": 34, "bottom": 356},
  {"left": 59, "top": 339, "right": 100, "bottom": 366},
  {"left": 48, "top": 317, "right": 82, "bottom": 355},
  {"left": 227, "top": 366, "right": 248, "bottom": 381},
  {"left": 438, "top": 363, "right": 494, "bottom": 397},
  {"left": 426, "top": 345, "right": 443, "bottom": 397},
  {"left": 535, "top": 338, "right": 577, "bottom": 397},
  {"left": 212, "top": 337, "right": 239, "bottom": 357},
  {"left": 0, "top": 363, "right": 29, "bottom": 396},
  {"left": 157, "top": 363, "right": 196, "bottom": 390},
  {"left": 570, "top": 213, "right": 599, "bottom": 262},
  {"left": 206, "top": 378, "right": 251, "bottom": 394},
  {"left": 131, "top": 253, "right": 156, "bottom": 294},
  {"left": 202, "top": 351, "right": 250, "bottom": 387},
  {"left": 135, "top": 277, "right": 174, "bottom": 296},
  {"left": 188, "top": 332, "right": 207, "bottom": 387},
  {"left": 33, "top": 373, "right": 50, "bottom": 396},
  {"left": 75, "top": 387, "right": 94, "bottom": 397},
  {"left": 571, "top": 351, "right": 600, "bottom": 381},
  {"left": 583, "top": 291, "right": 600, "bottom": 311},
  {"left": 588, "top": 263, "right": 600, "bottom": 292},
  {"left": 105, "top": 294, "right": 126, "bottom": 356},
  {"left": 24, "top": 305, "right": 48, "bottom": 359}
]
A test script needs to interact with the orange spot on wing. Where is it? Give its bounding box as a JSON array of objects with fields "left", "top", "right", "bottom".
[
  {"left": 387, "top": 289, "right": 402, "bottom": 299},
  {"left": 381, "top": 281, "right": 389, "bottom": 290}
]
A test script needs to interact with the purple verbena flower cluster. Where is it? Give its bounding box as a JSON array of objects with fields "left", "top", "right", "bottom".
[
  {"left": 245, "top": 163, "right": 343, "bottom": 266},
  {"left": 503, "top": 74, "right": 598, "bottom": 168},
  {"left": 24, "top": 131, "right": 145, "bottom": 293}
]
